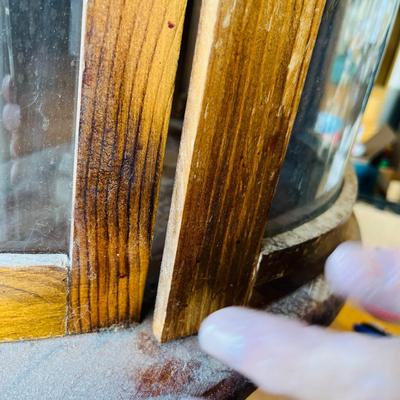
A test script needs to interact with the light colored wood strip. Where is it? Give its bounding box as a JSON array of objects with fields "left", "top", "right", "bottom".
[
  {"left": 69, "top": 0, "right": 188, "bottom": 333},
  {"left": 154, "top": 0, "right": 327, "bottom": 341},
  {"left": 0, "top": 263, "right": 67, "bottom": 342}
]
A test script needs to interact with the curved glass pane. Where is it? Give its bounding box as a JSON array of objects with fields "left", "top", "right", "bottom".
[{"left": 267, "top": 0, "right": 399, "bottom": 235}]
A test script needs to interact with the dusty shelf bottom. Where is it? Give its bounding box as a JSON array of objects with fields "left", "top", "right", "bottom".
[{"left": 0, "top": 274, "right": 342, "bottom": 400}]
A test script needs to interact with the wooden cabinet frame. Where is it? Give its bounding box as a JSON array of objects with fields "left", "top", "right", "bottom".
[
  {"left": 0, "top": 0, "right": 379, "bottom": 344},
  {"left": 0, "top": 0, "right": 330, "bottom": 343},
  {"left": 0, "top": 0, "right": 187, "bottom": 342},
  {"left": 154, "top": 0, "right": 326, "bottom": 341}
]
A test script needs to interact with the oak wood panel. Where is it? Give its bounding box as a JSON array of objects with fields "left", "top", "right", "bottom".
[
  {"left": 0, "top": 263, "right": 67, "bottom": 342},
  {"left": 154, "top": 0, "right": 327, "bottom": 341},
  {"left": 69, "top": 0, "right": 187, "bottom": 333}
]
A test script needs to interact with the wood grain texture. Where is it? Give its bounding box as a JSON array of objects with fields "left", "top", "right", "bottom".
[
  {"left": 69, "top": 0, "right": 187, "bottom": 333},
  {"left": 251, "top": 214, "right": 360, "bottom": 308},
  {"left": 0, "top": 264, "right": 67, "bottom": 342},
  {"left": 154, "top": 0, "right": 327, "bottom": 341},
  {"left": 251, "top": 166, "right": 359, "bottom": 306}
]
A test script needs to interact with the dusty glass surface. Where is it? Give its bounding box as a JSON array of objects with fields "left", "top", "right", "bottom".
[
  {"left": 267, "top": 0, "right": 399, "bottom": 235},
  {"left": 0, "top": 0, "right": 82, "bottom": 252}
]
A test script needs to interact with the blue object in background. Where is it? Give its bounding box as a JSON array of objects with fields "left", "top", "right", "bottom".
[
  {"left": 354, "top": 322, "right": 390, "bottom": 337},
  {"left": 315, "top": 112, "right": 344, "bottom": 135},
  {"left": 331, "top": 54, "right": 347, "bottom": 84}
]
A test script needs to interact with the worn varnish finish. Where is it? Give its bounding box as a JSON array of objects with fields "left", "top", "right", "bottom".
[
  {"left": 251, "top": 166, "right": 360, "bottom": 307},
  {"left": 251, "top": 214, "right": 360, "bottom": 307},
  {"left": 154, "top": 0, "right": 327, "bottom": 341},
  {"left": 69, "top": 0, "right": 187, "bottom": 333},
  {"left": 251, "top": 166, "right": 358, "bottom": 306},
  {"left": 0, "top": 265, "right": 67, "bottom": 341}
]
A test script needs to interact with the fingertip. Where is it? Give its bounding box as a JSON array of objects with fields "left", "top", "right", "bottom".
[
  {"left": 326, "top": 243, "right": 400, "bottom": 320},
  {"left": 199, "top": 307, "right": 310, "bottom": 370},
  {"left": 325, "top": 241, "right": 365, "bottom": 296},
  {"left": 199, "top": 307, "right": 249, "bottom": 365}
]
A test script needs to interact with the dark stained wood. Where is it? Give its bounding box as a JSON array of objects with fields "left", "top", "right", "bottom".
[
  {"left": 251, "top": 166, "right": 359, "bottom": 307},
  {"left": 251, "top": 214, "right": 360, "bottom": 308},
  {"left": 154, "top": 0, "right": 327, "bottom": 341},
  {"left": 69, "top": 0, "right": 188, "bottom": 333}
]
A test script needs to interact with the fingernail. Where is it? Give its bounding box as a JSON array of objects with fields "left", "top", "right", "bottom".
[{"left": 199, "top": 307, "right": 246, "bottom": 366}]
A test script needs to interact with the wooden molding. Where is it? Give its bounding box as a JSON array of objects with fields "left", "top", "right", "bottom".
[
  {"left": 69, "top": 0, "right": 188, "bottom": 333},
  {"left": 154, "top": 0, "right": 327, "bottom": 341},
  {"left": 0, "top": 255, "right": 68, "bottom": 342}
]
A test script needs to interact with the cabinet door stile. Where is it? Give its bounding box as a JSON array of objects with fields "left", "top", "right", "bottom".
[
  {"left": 69, "top": 0, "right": 188, "bottom": 333},
  {"left": 154, "top": 0, "right": 327, "bottom": 342}
]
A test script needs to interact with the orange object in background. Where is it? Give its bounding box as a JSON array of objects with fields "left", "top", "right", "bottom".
[{"left": 331, "top": 301, "right": 400, "bottom": 336}]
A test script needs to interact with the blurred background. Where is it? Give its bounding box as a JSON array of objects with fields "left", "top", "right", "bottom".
[{"left": 250, "top": 2, "right": 400, "bottom": 398}]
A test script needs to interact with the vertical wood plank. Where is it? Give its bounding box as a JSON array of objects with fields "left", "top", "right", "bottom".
[
  {"left": 69, "top": 0, "right": 187, "bottom": 333},
  {"left": 154, "top": 0, "right": 327, "bottom": 341}
]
